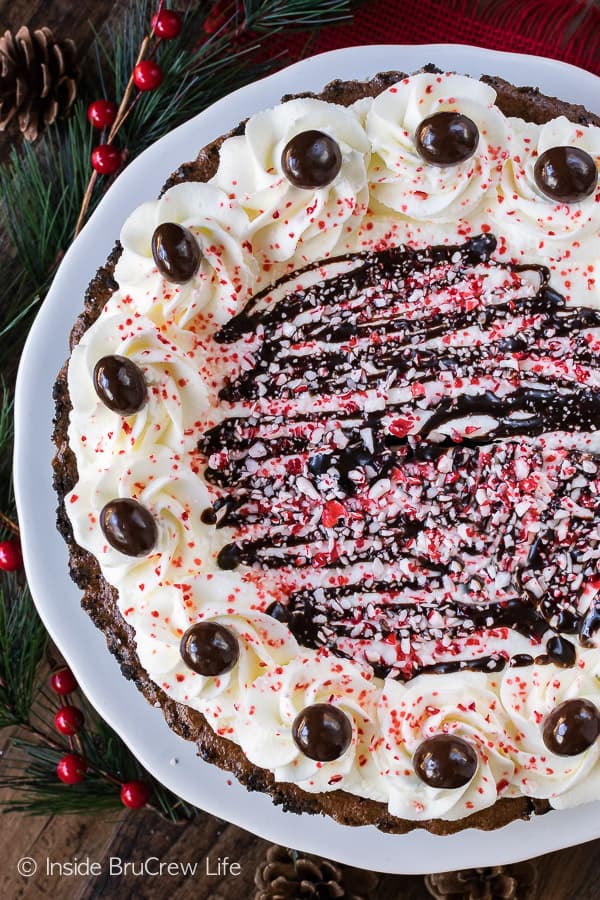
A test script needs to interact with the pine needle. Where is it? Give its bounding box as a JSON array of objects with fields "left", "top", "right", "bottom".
[{"left": 0, "top": 577, "right": 47, "bottom": 729}]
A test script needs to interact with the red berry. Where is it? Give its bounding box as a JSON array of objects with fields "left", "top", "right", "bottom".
[
  {"left": 0, "top": 539, "right": 22, "bottom": 572},
  {"left": 54, "top": 705, "right": 84, "bottom": 736},
  {"left": 87, "top": 99, "right": 118, "bottom": 130},
  {"left": 120, "top": 780, "right": 151, "bottom": 809},
  {"left": 151, "top": 9, "right": 182, "bottom": 39},
  {"left": 57, "top": 753, "right": 87, "bottom": 785},
  {"left": 91, "top": 144, "right": 122, "bottom": 175},
  {"left": 133, "top": 60, "right": 163, "bottom": 91},
  {"left": 50, "top": 667, "right": 78, "bottom": 696}
]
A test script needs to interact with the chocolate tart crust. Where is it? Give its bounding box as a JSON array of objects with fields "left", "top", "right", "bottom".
[{"left": 53, "top": 65, "right": 600, "bottom": 834}]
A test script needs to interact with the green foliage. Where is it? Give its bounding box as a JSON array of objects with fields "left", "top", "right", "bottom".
[
  {"left": 0, "top": 386, "right": 15, "bottom": 518},
  {"left": 1, "top": 740, "right": 126, "bottom": 815},
  {"left": 243, "top": 0, "right": 352, "bottom": 29},
  {"left": 2, "top": 717, "right": 196, "bottom": 819},
  {"left": 0, "top": 576, "right": 47, "bottom": 728}
]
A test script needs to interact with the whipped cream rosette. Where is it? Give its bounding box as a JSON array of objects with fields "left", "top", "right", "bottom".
[
  {"left": 377, "top": 674, "right": 517, "bottom": 820},
  {"left": 238, "top": 653, "right": 380, "bottom": 795},
  {"left": 491, "top": 116, "right": 600, "bottom": 243},
  {"left": 133, "top": 574, "right": 297, "bottom": 727},
  {"left": 366, "top": 73, "right": 506, "bottom": 222},
  {"left": 116, "top": 182, "right": 256, "bottom": 325},
  {"left": 488, "top": 115, "right": 600, "bottom": 304},
  {"left": 67, "top": 308, "right": 210, "bottom": 460},
  {"left": 67, "top": 448, "right": 212, "bottom": 595},
  {"left": 501, "top": 652, "right": 600, "bottom": 808},
  {"left": 211, "top": 97, "right": 371, "bottom": 265}
]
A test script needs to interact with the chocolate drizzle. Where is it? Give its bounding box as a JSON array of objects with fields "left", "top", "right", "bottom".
[
  {"left": 201, "top": 235, "right": 600, "bottom": 681},
  {"left": 267, "top": 574, "right": 584, "bottom": 680}
]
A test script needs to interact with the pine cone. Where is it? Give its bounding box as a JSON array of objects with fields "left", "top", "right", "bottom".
[
  {"left": 0, "top": 26, "right": 78, "bottom": 141},
  {"left": 425, "top": 863, "right": 537, "bottom": 900},
  {"left": 254, "top": 845, "right": 378, "bottom": 900}
]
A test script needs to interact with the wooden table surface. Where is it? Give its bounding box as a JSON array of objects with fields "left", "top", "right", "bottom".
[{"left": 2, "top": 2, "right": 600, "bottom": 898}]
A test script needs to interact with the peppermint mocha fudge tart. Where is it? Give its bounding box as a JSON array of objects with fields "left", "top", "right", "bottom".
[{"left": 53, "top": 67, "right": 600, "bottom": 835}]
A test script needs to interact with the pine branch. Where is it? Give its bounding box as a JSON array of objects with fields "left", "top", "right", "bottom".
[
  {"left": 0, "top": 111, "right": 94, "bottom": 368},
  {"left": 1, "top": 727, "right": 197, "bottom": 820},
  {"left": 0, "top": 386, "right": 15, "bottom": 519},
  {"left": 123, "top": 34, "right": 274, "bottom": 153},
  {"left": 1, "top": 740, "right": 124, "bottom": 815},
  {"left": 243, "top": 0, "right": 353, "bottom": 29},
  {"left": 0, "top": 577, "right": 47, "bottom": 729},
  {"left": 1, "top": 674, "right": 197, "bottom": 820}
]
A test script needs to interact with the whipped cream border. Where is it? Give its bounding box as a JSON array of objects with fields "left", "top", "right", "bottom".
[{"left": 65, "top": 72, "right": 600, "bottom": 823}]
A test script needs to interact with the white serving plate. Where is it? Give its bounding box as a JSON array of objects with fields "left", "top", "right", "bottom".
[{"left": 14, "top": 44, "right": 600, "bottom": 874}]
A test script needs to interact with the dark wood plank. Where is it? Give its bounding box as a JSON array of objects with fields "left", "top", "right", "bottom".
[
  {"left": 78, "top": 810, "right": 267, "bottom": 900},
  {"left": 0, "top": 807, "right": 126, "bottom": 899},
  {"left": 0, "top": 0, "right": 116, "bottom": 53}
]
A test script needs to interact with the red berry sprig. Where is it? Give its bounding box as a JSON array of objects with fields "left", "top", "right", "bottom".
[
  {"left": 151, "top": 9, "right": 182, "bottom": 39},
  {"left": 50, "top": 666, "right": 78, "bottom": 696},
  {"left": 57, "top": 753, "right": 87, "bottom": 785},
  {"left": 87, "top": 99, "right": 118, "bottom": 130},
  {"left": 51, "top": 669, "right": 87, "bottom": 783},
  {"left": 0, "top": 539, "right": 22, "bottom": 572},
  {"left": 54, "top": 705, "right": 84, "bottom": 736},
  {"left": 120, "top": 780, "right": 151, "bottom": 809},
  {"left": 76, "top": 5, "right": 181, "bottom": 235},
  {"left": 49, "top": 666, "right": 152, "bottom": 808}
]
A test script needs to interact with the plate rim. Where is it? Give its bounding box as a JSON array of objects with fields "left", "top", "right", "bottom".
[{"left": 13, "top": 43, "right": 600, "bottom": 874}]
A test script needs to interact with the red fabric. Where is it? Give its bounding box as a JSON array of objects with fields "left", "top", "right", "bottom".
[{"left": 280, "top": 0, "right": 600, "bottom": 77}]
